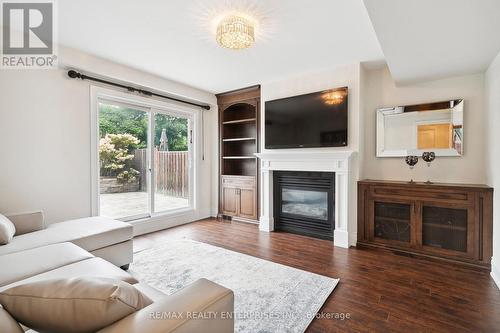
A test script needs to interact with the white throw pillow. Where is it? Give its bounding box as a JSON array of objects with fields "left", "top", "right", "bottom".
[
  {"left": 0, "top": 214, "right": 16, "bottom": 245},
  {"left": 0, "top": 277, "right": 153, "bottom": 333}
]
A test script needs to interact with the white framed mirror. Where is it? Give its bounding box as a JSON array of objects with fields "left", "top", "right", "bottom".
[{"left": 376, "top": 99, "right": 464, "bottom": 157}]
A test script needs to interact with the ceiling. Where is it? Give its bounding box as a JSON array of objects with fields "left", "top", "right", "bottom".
[
  {"left": 58, "top": 0, "right": 383, "bottom": 93},
  {"left": 58, "top": 1, "right": 500, "bottom": 93},
  {"left": 363, "top": 0, "right": 500, "bottom": 84}
]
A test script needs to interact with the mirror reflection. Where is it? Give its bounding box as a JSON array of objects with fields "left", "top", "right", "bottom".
[{"left": 376, "top": 99, "right": 463, "bottom": 157}]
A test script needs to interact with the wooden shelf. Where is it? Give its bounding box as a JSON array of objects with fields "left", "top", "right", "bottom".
[
  {"left": 375, "top": 216, "right": 410, "bottom": 224},
  {"left": 222, "top": 156, "right": 256, "bottom": 160},
  {"left": 222, "top": 118, "right": 256, "bottom": 125},
  {"left": 424, "top": 223, "right": 466, "bottom": 232},
  {"left": 222, "top": 174, "right": 255, "bottom": 178},
  {"left": 222, "top": 137, "right": 256, "bottom": 142}
]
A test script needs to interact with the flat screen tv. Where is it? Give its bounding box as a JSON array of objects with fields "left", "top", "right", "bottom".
[{"left": 265, "top": 87, "right": 348, "bottom": 149}]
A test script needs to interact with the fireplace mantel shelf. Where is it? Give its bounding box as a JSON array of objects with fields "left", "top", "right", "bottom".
[
  {"left": 255, "top": 151, "right": 355, "bottom": 161},
  {"left": 255, "top": 150, "right": 358, "bottom": 248}
]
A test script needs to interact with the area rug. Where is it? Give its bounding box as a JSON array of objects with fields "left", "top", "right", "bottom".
[{"left": 130, "top": 239, "right": 339, "bottom": 333}]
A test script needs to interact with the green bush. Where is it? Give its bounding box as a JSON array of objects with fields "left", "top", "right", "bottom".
[{"left": 99, "top": 133, "right": 140, "bottom": 184}]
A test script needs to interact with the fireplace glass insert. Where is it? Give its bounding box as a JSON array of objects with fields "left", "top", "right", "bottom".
[
  {"left": 274, "top": 171, "right": 334, "bottom": 240},
  {"left": 282, "top": 188, "right": 328, "bottom": 221}
]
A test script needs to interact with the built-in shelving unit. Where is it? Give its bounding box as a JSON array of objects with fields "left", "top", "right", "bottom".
[{"left": 217, "top": 85, "right": 260, "bottom": 223}]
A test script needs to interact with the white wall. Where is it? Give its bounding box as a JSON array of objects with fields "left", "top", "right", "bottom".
[
  {"left": 486, "top": 51, "right": 500, "bottom": 288},
  {"left": 362, "top": 66, "right": 486, "bottom": 184},
  {"left": 0, "top": 46, "right": 217, "bottom": 234}
]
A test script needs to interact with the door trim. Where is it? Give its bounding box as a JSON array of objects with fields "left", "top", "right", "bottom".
[{"left": 90, "top": 86, "right": 197, "bottom": 220}]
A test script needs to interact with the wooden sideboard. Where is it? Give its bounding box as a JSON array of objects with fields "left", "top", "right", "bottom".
[{"left": 357, "top": 180, "right": 493, "bottom": 269}]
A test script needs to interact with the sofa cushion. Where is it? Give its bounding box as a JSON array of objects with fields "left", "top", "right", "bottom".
[
  {"left": 90, "top": 239, "right": 133, "bottom": 268},
  {"left": 0, "top": 277, "right": 152, "bottom": 333},
  {"left": 97, "top": 278, "right": 235, "bottom": 333},
  {"left": 0, "top": 242, "right": 93, "bottom": 287},
  {"left": 5, "top": 211, "right": 44, "bottom": 236},
  {"left": 0, "top": 306, "right": 23, "bottom": 333},
  {"left": 0, "top": 257, "right": 138, "bottom": 292},
  {"left": 0, "top": 217, "right": 132, "bottom": 256},
  {"left": 0, "top": 214, "right": 16, "bottom": 245},
  {"left": 133, "top": 282, "right": 166, "bottom": 302}
]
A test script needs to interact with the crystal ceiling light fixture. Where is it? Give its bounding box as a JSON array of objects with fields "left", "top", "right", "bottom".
[{"left": 216, "top": 15, "right": 255, "bottom": 50}]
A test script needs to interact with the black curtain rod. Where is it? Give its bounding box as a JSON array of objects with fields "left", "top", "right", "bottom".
[{"left": 67, "top": 70, "right": 211, "bottom": 110}]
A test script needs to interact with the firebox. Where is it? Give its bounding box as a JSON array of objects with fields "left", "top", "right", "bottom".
[{"left": 273, "top": 171, "right": 335, "bottom": 240}]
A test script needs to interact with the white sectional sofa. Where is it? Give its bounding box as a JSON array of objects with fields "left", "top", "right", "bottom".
[
  {"left": 0, "top": 211, "right": 133, "bottom": 268},
  {"left": 0, "top": 212, "right": 234, "bottom": 333}
]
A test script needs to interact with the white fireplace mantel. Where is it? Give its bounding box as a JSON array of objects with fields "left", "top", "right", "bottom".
[{"left": 255, "top": 151, "right": 357, "bottom": 248}]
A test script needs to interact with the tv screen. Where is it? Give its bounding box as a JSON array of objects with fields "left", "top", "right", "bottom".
[{"left": 265, "top": 87, "right": 348, "bottom": 149}]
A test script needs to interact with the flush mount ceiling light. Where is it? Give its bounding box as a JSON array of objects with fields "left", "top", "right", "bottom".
[{"left": 216, "top": 15, "right": 255, "bottom": 50}]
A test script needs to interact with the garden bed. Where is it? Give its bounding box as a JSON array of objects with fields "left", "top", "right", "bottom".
[{"left": 100, "top": 177, "right": 140, "bottom": 194}]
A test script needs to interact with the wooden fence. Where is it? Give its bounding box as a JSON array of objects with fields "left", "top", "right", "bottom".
[{"left": 133, "top": 149, "right": 189, "bottom": 198}]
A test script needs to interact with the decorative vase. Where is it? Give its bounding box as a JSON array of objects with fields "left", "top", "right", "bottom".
[
  {"left": 422, "top": 152, "right": 436, "bottom": 184},
  {"left": 405, "top": 156, "right": 418, "bottom": 183}
]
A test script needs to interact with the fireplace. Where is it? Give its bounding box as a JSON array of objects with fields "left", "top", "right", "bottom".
[
  {"left": 256, "top": 151, "right": 355, "bottom": 248},
  {"left": 273, "top": 171, "right": 335, "bottom": 240}
]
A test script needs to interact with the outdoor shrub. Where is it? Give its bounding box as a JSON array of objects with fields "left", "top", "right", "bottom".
[{"left": 99, "top": 133, "right": 140, "bottom": 184}]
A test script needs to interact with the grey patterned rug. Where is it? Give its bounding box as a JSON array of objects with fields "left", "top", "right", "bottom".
[{"left": 130, "top": 239, "right": 339, "bottom": 333}]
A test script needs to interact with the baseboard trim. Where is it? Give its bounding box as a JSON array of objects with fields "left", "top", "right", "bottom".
[
  {"left": 131, "top": 209, "right": 211, "bottom": 236},
  {"left": 349, "top": 232, "right": 357, "bottom": 248},
  {"left": 491, "top": 258, "right": 500, "bottom": 290},
  {"left": 210, "top": 206, "right": 218, "bottom": 218}
]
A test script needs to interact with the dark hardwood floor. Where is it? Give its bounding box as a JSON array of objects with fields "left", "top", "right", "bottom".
[{"left": 134, "top": 218, "right": 500, "bottom": 333}]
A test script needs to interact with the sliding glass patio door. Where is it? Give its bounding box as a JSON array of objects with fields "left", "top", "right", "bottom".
[
  {"left": 97, "top": 99, "right": 192, "bottom": 220},
  {"left": 152, "top": 113, "right": 190, "bottom": 214}
]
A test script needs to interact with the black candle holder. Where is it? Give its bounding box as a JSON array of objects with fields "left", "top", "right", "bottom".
[
  {"left": 405, "top": 156, "right": 419, "bottom": 183},
  {"left": 422, "top": 152, "right": 436, "bottom": 184}
]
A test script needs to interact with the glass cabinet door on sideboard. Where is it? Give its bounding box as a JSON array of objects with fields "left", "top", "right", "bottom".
[
  {"left": 419, "top": 202, "right": 475, "bottom": 259},
  {"left": 369, "top": 200, "right": 417, "bottom": 247}
]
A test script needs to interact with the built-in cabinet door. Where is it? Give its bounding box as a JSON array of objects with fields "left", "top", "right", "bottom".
[
  {"left": 221, "top": 186, "right": 238, "bottom": 216},
  {"left": 368, "top": 198, "right": 418, "bottom": 248},
  {"left": 221, "top": 175, "right": 257, "bottom": 220},
  {"left": 418, "top": 201, "right": 475, "bottom": 259},
  {"left": 239, "top": 187, "right": 256, "bottom": 220}
]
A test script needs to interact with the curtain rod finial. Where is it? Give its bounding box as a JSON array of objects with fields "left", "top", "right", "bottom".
[{"left": 67, "top": 70, "right": 82, "bottom": 79}]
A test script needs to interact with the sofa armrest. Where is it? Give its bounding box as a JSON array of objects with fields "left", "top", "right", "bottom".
[
  {"left": 5, "top": 211, "right": 45, "bottom": 236},
  {"left": 98, "top": 278, "right": 234, "bottom": 333}
]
